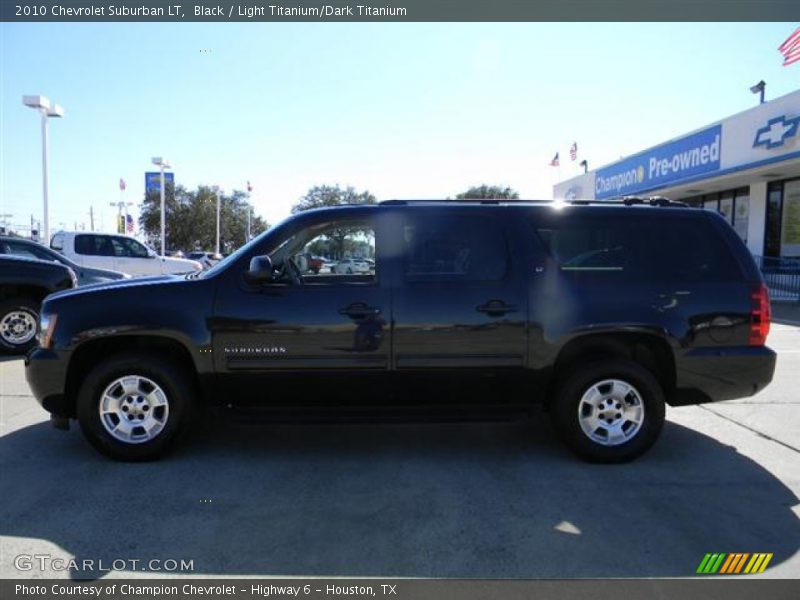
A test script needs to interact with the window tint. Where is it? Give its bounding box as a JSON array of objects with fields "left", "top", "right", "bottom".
[
  {"left": 5, "top": 241, "right": 53, "bottom": 261},
  {"left": 404, "top": 215, "right": 508, "bottom": 282},
  {"left": 75, "top": 234, "right": 114, "bottom": 256},
  {"left": 269, "top": 219, "right": 376, "bottom": 285},
  {"left": 535, "top": 215, "right": 740, "bottom": 283},
  {"left": 110, "top": 237, "right": 149, "bottom": 258}
]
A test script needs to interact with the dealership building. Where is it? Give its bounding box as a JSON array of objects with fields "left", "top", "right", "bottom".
[{"left": 554, "top": 89, "right": 800, "bottom": 260}]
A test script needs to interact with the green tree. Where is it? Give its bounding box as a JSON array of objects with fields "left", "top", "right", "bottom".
[
  {"left": 291, "top": 184, "right": 376, "bottom": 213},
  {"left": 139, "top": 184, "right": 268, "bottom": 254},
  {"left": 455, "top": 184, "right": 520, "bottom": 200},
  {"left": 291, "top": 185, "right": 377, "bottom": 259}
]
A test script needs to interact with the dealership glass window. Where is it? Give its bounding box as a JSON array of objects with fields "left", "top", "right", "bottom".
[
  {"left": 765, "top": 182, "right": 783, "bottom": 258},
  {"left": 703, "top": 194, "right": 719, "bottom": 212},
  {"left": 733, "top": 188, "right": 749, "bottom": 243},
  {"left": 719, "top": 192, "right": 734, "bottom": 224},
  {"left": 780, "top": 179, "right": 800, "bottom": 258}
]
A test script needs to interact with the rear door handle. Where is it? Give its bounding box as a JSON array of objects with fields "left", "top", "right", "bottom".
[
  {"left": 476, "top": 300, "right": 519, "bottom": 317},
  {"left": 339, "top": 302, "right": 381, "bottom": 319}
]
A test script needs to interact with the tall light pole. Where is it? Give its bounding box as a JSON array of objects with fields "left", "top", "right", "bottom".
[
  {"left": 214, "top": 186, "right": 222, "bottom": 256},
  {"left": 151, "top": 157, "right": 171, "bottom": 255},
  {"left": 246, "top": 181, "right": 253, "bottom": 243},
  {"left": 23, "top": 95, "right": 64, "bottom": 246}
]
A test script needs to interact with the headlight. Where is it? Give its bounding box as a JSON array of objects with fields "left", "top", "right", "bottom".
[{"left": 38, "top": 313, "right": 58, "bottom": 349}]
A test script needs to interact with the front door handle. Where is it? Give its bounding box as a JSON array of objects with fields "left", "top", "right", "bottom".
[
  {"left": 476, "top": 300, "right": 519, "bottom": 317},
  {"left": 339, "top": 302, "right": 381, "bottom": 319}
]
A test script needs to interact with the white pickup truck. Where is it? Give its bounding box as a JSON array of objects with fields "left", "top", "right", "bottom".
[{"left": 50, "top": 231, "right": 202, "bottom": 277}]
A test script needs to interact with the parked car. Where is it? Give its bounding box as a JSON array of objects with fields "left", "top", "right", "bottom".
[
  {"left": 187, "top": 251, "right": 223, "bottom": 270},
  {"left": 333, "top": 257, "right": 370, "bottom": 274},
  {"left": 0, "top": 235, "right": 129, "bottom": 285},
  {"left": 1, "top": 255, "right": 76, "bottom": 353},
  {"left": 27, "top": 199, "right": 775, "bottom": 462},
  {"left": 50, "top": 231, "right": 202, "bottom": 277},
  {"left": 295, "top": 253, "right": 324, "bottom": 274}
]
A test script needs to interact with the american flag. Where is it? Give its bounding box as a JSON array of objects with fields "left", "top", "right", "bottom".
[
  {"left": 570, "top": 142, "right": 578, "bottom": 161},
  {"left": 247, "top": 180, "right": 253, "bottom": 193},
  {"left": 549, "top": 152, "right": 559, "bottom": 167},
  {"left": 126, "top": 214, "right": 134, "bottom": 233},
  {"left": 119, "top": 178, "right": 126, "bottom": 191},
  {"left": 779, "top": 27, "right": 800, "bottom": 66}
]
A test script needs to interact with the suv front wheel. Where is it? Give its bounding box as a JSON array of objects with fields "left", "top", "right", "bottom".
[
  {"left": 551, "top": 359, "right": 665, "bottom": 463},
  {"left": 77, "top": 354, "right": 195, "bottom": 461}
]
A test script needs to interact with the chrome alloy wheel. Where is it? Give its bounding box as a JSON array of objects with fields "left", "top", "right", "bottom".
[
  {"left": 577, "top": 379, "right": 645, "bottom": 446},
  {"left": 98, "top": 376, "right": 170, "bottom": 444},
  {"left": 0, "top": 309, "right": 37, "bottom": 346}
]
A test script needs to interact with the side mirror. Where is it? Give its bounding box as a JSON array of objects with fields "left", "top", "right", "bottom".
[{"left": 245, "top": 255, "right": 274, "bottom": 284}]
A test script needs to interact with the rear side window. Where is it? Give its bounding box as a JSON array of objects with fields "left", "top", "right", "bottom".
[
  {"left": 75, "top": 234, "right": 114, "bottom": 256},
  {"left": 534, "top": 215, "right": 741, "bottom": 283},
  {"left": 5, "top": 241, "right": 52, "bottom": 261},
  {"left": 403, "top": 215, "right": 508, "bottom": 282}
]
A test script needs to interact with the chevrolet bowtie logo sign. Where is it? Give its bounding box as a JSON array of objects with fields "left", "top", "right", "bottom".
[
  {"left": 753, "top": 115, "right": 800, "bottom": 149},
  {"left": 696, "top": 552, "right": 773, "bottom": 575}
]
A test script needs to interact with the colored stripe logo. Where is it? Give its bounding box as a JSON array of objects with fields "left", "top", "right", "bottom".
[{"left": 696, "top": 553, "right": 773, "bottom": 574}]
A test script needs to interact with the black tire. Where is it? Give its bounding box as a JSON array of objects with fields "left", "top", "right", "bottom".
[
  {"left": 0, "top": 297, "right": 40, "bottom": 354},
  {"left": 77, "top": 354, "right": 196, "bottom": 461},
  {"left": 550, "top": 359, "right": 665, "bottom": 463}
]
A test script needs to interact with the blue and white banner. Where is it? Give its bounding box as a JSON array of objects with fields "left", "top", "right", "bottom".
[
  {"left": 145, "top": 171, "right": 175, "bottom": 193},
  {"left": 595, "top": 125, "right": 722, "bottom": 199}
]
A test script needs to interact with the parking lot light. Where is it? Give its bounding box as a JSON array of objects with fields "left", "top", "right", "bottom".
[
  {"left": 750, "top": 80, "right": 766, "bottom": 104},
  {"left": 214, "top": 186, "right": 222, "bottom": 256},
  {"left": 151, "top": 157, "right": 171, "bottom": 255},
  {"left": 23, "top": 95, "right": 65, "bottom": 247}
]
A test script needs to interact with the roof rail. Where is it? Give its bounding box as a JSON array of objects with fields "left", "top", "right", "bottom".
[
  {"left": 619, "top": 195, "right": 688, "bottom": 207},
  {"left": 379, "top": 197, "right": 689, "bottom": 208},
  {"left": 379, "top": 199, "right": 541, "bottom": 205}
]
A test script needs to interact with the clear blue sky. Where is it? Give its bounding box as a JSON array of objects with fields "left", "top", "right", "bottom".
[{"left": 1, "top": 22, "right": 798, "bottom": 236}]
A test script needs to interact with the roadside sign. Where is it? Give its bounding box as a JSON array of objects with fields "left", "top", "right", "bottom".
[{"left": 145, "top": 171, "right": 175, "bottom": 193}]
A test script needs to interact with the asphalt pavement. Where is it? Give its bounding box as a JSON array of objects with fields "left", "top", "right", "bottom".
[{"left": 1, "top": 325, "right": 798, "bottom": 580}]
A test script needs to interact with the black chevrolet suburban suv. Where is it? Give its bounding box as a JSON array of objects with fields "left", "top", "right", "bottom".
[{"left": 25, "top": 200, "right": 776, "bottom": 462}]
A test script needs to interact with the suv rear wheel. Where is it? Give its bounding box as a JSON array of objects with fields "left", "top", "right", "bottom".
[
  {"left": 551, "top": 358, "right": 665, "bottom": 463},
  {"left": 77, "top": 354, "right": 195, "bottom": 461},
  {"left": 0, "top": 297, "right": 40, "bottom": 353}
]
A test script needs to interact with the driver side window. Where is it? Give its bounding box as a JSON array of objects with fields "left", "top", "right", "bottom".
[{"left": 272, "top": 219, "right": 377, "bottom": 285}]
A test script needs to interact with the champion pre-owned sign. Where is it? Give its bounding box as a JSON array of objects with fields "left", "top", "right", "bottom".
[{"left": 595, "top": 125, "right": 722, "bottom": 199}]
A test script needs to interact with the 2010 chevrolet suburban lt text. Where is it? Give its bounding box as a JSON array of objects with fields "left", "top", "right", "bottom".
[{"left": 25, "top": 200, "right": 776, "bottom": 462}]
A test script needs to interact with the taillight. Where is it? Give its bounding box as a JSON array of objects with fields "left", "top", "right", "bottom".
[{"left": 750, "top": 284, "right": 771, "bottom": 346}]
